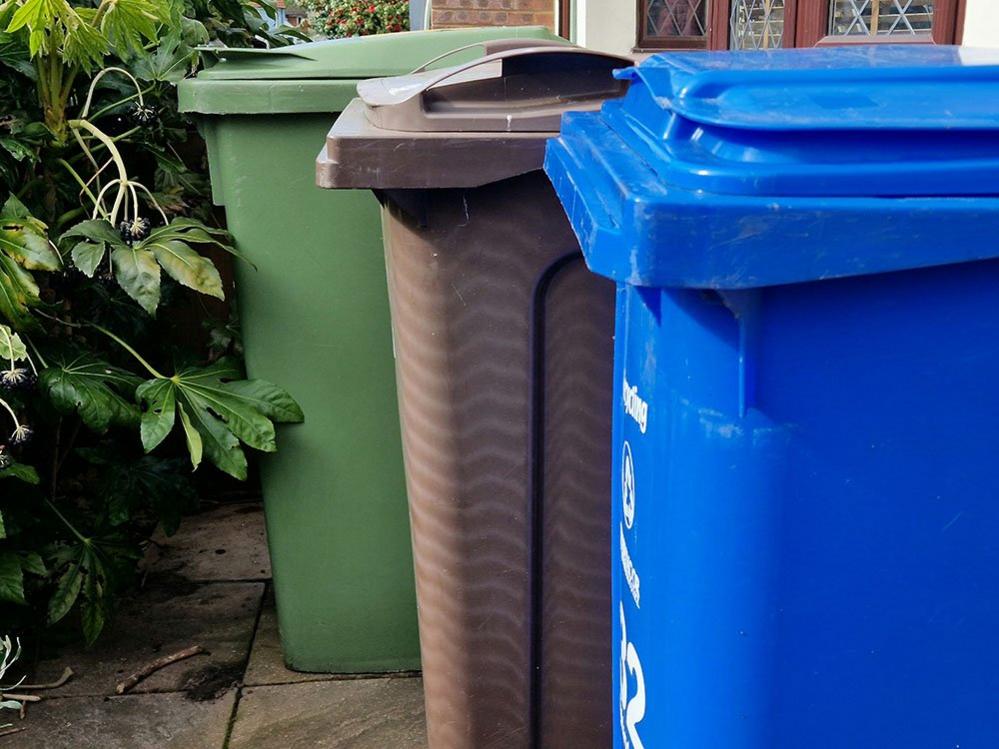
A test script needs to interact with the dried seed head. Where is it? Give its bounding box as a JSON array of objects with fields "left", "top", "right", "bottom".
[
  {"left": 130, "top": 102, "right": 157, "bottom": 125},
  {"left": 0, "top": 368, "right": 34, "bottom": 391},
  {"left": 10, "top": 424, "right": 32, "bottom": 447}
]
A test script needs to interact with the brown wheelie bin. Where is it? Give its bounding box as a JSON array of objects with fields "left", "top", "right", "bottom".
[{"left": 316, "top": 46, "right": 630, "bottom": 749}]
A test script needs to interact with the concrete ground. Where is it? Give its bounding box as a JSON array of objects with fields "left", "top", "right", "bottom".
[{"left": 4, "top": 502, "right": 427, "bottom": 749}]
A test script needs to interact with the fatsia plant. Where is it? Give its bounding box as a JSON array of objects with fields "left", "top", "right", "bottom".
[
  {"left": 0, "top": 0, "right": 171, "bottom": 141},
  {"left": 0, "top": 2, "right": 305, "bottom": 644}
]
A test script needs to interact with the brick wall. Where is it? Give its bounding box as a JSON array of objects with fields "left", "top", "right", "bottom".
[{"left": 431, "top": 0, "right": 557, "bottom": 32}]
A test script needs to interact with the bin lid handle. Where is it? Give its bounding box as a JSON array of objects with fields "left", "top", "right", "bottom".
[
  {"left": 357, "top": 46, "right": 632, "bottom": 133},
  {"left": 407, "top": 37, "right": 572, "bottom": 75}
]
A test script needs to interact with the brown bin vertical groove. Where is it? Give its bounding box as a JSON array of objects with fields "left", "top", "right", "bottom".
[
  {"left": 381, "top": 171, "right": 613, "bottom": 749},
  {"left": 538, "top": 261, "right": 615, "bottom": 748}
]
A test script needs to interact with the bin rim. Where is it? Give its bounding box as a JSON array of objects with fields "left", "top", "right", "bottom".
[
  {"left": 177, "top": 26, "right": 564, "bottom": 115},
  {"left": 544, "top": 109, "right": 999, "bottom": 291},
  {"left": 317, "top": 44, "right": 631, "bottom": 189},
  {"left": 590, "top": 45, "right": 999, "bottom": 200}
]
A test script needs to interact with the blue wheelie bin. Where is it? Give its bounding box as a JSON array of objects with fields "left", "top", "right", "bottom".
[{"left": 545, "top": 45, "right": 999, "bottom": 749}]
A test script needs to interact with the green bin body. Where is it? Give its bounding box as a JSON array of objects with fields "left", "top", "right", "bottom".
[{"left": 178, "top": 26, "right": 559, "bottom": 672}]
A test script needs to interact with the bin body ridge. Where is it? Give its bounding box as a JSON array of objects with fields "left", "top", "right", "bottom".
[{"left": 382, "top": 174, "right": 615, "bottom": 748}]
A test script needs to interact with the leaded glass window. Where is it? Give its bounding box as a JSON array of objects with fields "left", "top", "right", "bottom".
[
  {"left": 644, "top": 0, "right": 708, "bottom": 41},
  {"left": 829, "top": 0, "right": 934, "bottom": 37},
  {"left": 730, "top": 0, "right": 787, "bottom": 49}
]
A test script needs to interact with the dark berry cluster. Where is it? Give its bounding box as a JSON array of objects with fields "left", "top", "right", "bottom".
[
  {"left": 118, "top": 216, "right": 151, "bottom": 244},
  {"left": 95, "top": 264, "right": 117, "bottom": 290}
]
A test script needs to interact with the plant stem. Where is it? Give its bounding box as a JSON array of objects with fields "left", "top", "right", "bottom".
[
  {"left": 38, "top": 55, "right": 71, "bottom": 144},
  {"left": 91, "top": 324, "right": 167, "bottom": 379},
  {"left": 69, "top": 119, "right": 129, "bottom": 222},
  {"left": 90, "top": 90, "right": 143, "bottom": 122},
  {"left": 57, "top": 159, "right": 102, "bottom": 208},
  {"left": 55, "top": 206, "right": 86, "bottom": 233},
  {"left": 43, "top": 498, "right": 90, "bottom": 546},
  {"left": 0, "top": 397, "right": 20, "bottom": 430},
  {"left": 80, "top": 67, "right": 145, "bottom": 121},
  {"left": 55, "top": 420, "right": 81, "bottom": 481},
  {"left": 24, "top": 335, "right": 48, "bottom": 370},
  {"left": 50, "top": 418, "right": 61, "bottom": 500}
]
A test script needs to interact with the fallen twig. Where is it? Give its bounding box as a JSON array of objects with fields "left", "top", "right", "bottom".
[
  {"left": 115, "top": 645, "right": 206, "bottom": 695},
  {"left": 15, "top": 667, "right": 74, "bottom": 691},
  {"left": 0, "top": 726, "right": 26, "bottom": 739},
  {"left": 0, "top": 695, "right": 39, "bottom": 704}
]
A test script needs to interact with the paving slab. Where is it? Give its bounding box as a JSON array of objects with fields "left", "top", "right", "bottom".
[
  {"left": 1, "top": 690, "right": 236, "bottom": 749},
  {"left": 145, "top": 502, "right": 271, "bottom": 582},
  {"left": 244, "top": 590, "right": 334, "bottom": 687},
  {"left": 228, "top": 678, "right": 427, "bottom": 749},
  {"left": 33, "top": 582, "right": 264, "bottom": 698}
]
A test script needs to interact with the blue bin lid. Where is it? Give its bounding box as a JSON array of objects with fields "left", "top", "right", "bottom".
[{"left": 544, "top": 45, "right": 999, "bottom": 290}]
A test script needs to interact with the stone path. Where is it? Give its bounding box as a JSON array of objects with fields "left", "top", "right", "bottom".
[{"left": 5, "top": 502, "right": 427, "bottom": 749}]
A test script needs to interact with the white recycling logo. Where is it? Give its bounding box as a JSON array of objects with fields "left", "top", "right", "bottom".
[{"left": 622, "top": 441, "right": 636, "bottom": 530}]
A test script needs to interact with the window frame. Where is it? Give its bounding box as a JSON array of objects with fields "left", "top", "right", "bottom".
[
  {"left": 635, "top": 0, "right": 721, "bottom": 51},
  {"left": 796, "top": 0, "right": 964, "bottom": 47},
  {"left": 634, "top": 0, "right": 965, "bottom": 51}
]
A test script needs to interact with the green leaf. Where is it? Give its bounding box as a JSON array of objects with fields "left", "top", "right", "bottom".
[
  {"left": 0, "top": 322, "right": 27, "bottom": 362},
  {"left": 63, "top": 219, "right": 121, "bottom": 278},
  {"left": 19, "top": 551, "right": 46, "bottom": 577},
  {"left": 80, "top": 450, "right": 197, "bottom": 536},
  {"left": 130, "top": 33, "right": 197, "bottom": 83},
  {"left": 177, "top": 401, "right": 203, "bottom": 470},
  {"left": 144, "top": 217, "right": 233, "bottom": 245},
  {"left": 0, "top": 462, "right": 39, "bottom": 483},
  {"left": 61, "top": 14, "right": 108, "bottom": 71},
  {"left": 47, "top": 557, "right": 83, "bottom": 624},
  {"left": 0, "top": 195, "right": 49, "bottom": 327},
  {"left": 111, "top": 245, "right": 160, "bottom": 315},
  {"left": 6, "top": 0, "right": 52, "bottom": 34},
  {"left": 149, "top": 239, "right": 224, "bottom": 300},
  {"left": 81, "top": 563, "right": 105, "bottom": 645},
  {"left": 136, "top": 377, "right": 175, "bottom": 451},
  {"left": 175, "top": 363, "right": 279, "bottom": 452},
  {"left": 136, "top": 360, "right": 303, "bottom": 479},
  {"left": 39, "top": 353, "right": 141, "bottom": 432},
  {"left": 99, "top": 0, "right": 170, "bottom": 58},
  {"left": 71, "top": 240, "right": 106, "bottom": 278},
  {"left": 1, "top": 193, "right": 59, "bottom": 271},
  {"left": 27, "top": 27, "right": 41, "bottom": 55},
  {"left": 62, "top": 218, "right": 122, "bottom": 245},
  {"left": 0, "top": 509, "right": 5, "bottom": 539},
  {"left": 62, "top": 219, "right": 239, "bottom": 314},
  {"left": 0, "top": 251, "right": 39, "bottom": 328},
  {"left": 0, "top": 551, "right": 25, "bottom": 605},
  {"left": 0, "top": 136, "right": 34, "bottom": 163},
  {"left": 219, "top": 378, "right": 305, "bottom": 423}
]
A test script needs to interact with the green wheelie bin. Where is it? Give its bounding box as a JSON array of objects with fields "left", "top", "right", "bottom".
[{"left": 177, "top": 26, "right": 560, "bottom": 672}]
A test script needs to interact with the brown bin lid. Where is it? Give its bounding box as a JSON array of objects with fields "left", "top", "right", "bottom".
[{"left": 317, "top": 44, "right": 632, "bottom": 190}]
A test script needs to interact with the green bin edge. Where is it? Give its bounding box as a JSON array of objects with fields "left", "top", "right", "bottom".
[{"left": 178, "top": 26, "right": 563, "bottom": 114}]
